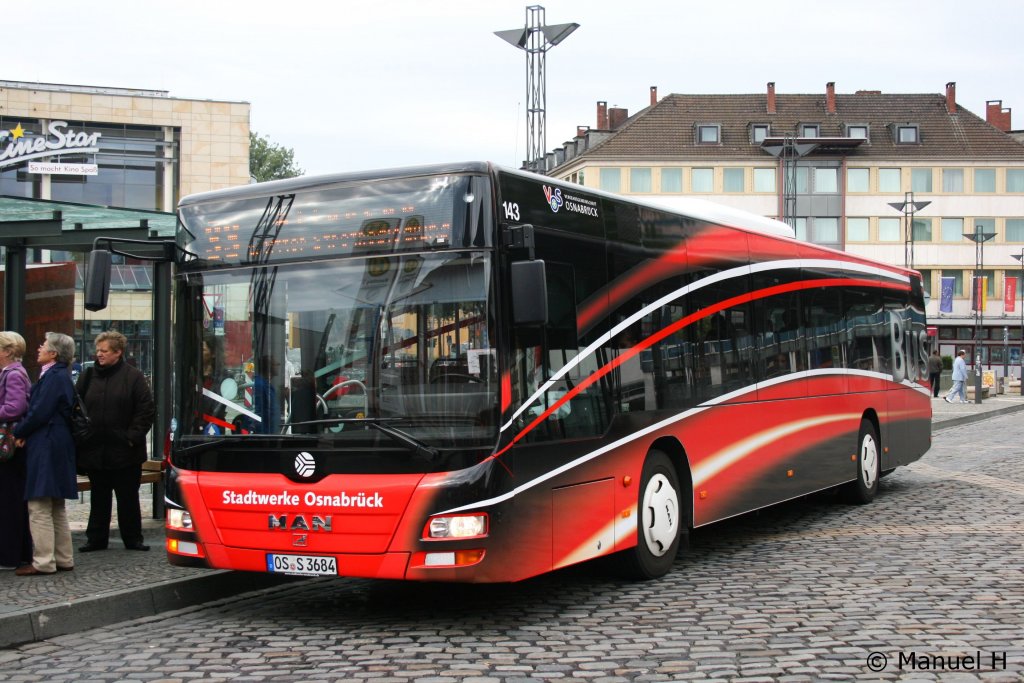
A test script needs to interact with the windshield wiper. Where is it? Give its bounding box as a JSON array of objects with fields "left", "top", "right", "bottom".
[{"left": 282, "top": 417, "right": 440, "bottom": 461}]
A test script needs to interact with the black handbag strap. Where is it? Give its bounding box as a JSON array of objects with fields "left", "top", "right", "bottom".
[{"left": 79, "top": 365, "right": 94, "bottom": 398}]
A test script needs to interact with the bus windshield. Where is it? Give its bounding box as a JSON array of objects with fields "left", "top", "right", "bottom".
[{"left": 175, "top": 251, "right": 497, "bottom": 449}]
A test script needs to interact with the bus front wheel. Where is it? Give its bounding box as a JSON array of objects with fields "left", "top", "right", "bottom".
[
  {"left": 845, "top": 419, "right": 880, "bottom": 504},
  {"left": 617, "top": 449, "right": 684, "bottom": 580}
]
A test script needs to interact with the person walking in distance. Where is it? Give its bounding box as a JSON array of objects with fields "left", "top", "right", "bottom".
[
  {"left": 0, "top": 331, "right": 32, "bottom": 570},
  {"left": 927, "top": 349, "right": 943, "bottom": 398},
  {"left": 13, "top": 333, "right": 78, "bottom": 575},
  {"left": 76, "top": 331, "right": 156, "bottom": 552},
  {"left": 944, "top": 349, "right": 969, "bottom": 404}
]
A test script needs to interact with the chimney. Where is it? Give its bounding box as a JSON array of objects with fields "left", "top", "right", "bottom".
[
  {"left": 650, "top": 86, "right": 658, "bottom": 106},
  {"left": 576, "top": 125, "right": 589, "bottom": 137},
  {"left": 597, "top": 101, "right": 608, "bottom": 130},
  {"left": 608, "top": 107, "right": 628, "bottom": 130},
  {"left": 767, "top": 82, "right": 776, "bottom": 114},
  {"left": 986, "top": 100, "right": 1012, "bottom": 132},
  {"left": 826, "top": 82, "right": 836, "bottom": 114},
  {"left": 946, "top": 81, "right": 957, "bottom": 114}
]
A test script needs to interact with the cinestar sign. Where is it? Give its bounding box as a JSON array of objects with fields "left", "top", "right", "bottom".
[{"left": 0, "top": 121, "right": 101, "bottom": 170}]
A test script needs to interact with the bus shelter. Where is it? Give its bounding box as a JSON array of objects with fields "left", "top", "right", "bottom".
[{"left": 0, "top": 195, "right": 176, "bottom": 463}]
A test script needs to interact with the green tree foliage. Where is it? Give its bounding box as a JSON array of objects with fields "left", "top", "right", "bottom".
[{"left": 249, "top": 131, "right": 303, "bottom": 182}]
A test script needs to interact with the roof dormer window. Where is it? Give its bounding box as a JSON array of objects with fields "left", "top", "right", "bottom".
[
  {"left": 846, "top": 124, "right": 869, "bottom": 140},
  {"left": 697, "top": 124, "right": 720, "bottom": 144},
  {"left": 896, "top": 124, "right": 920, "bottom": 143},
  {"left": 751, "top": 124, "right": 770, "bottom": 144},
  {"left": 801, "top": 124, "right": 820, "bottom": 138}
]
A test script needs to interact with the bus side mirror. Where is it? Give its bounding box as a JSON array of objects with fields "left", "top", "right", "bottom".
[
  {"left": 511, "top": 260, "right": 548, "bottom": 326},
  {"left": 84, "top": 249, "right": 113, "bottom": 312}
]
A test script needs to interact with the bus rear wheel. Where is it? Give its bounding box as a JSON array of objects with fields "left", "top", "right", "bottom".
[
  {"left": 845, "top": 419, "right": 880, "bottom": 504},
  {"left": 617, "top": 449, "right": 684, "bottom": 580}
]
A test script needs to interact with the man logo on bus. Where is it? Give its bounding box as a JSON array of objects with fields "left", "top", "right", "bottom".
[
  {"left": 295, "top": 452, "right": 316, "bottom": 478},
  {"left": 542, "top": 185, "right": 563, "bottom": 213}
]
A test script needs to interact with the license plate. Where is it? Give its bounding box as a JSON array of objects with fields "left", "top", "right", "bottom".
[{"left": 266, "top": 554, "right": 337, "bottom": 576}]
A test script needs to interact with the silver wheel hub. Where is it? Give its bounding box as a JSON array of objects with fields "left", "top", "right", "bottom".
[
  {"left": 860, "top": 433, "right": 878, "bottom": 489},
  {"left": 642, "top": 473, "right": 679, "bottom": 557}
]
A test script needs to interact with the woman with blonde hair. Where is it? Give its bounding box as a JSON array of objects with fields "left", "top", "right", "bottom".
[
  {"left": 0, "top": 331, "right": 31, "bottom": 569},
  {"left": 13, "top": 332, "right": 77, "bottom": 575}
]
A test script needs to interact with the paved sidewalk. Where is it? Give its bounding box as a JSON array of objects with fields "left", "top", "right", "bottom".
[{"left": 2, "top": 392, "right": 1022, "bottom": 648}]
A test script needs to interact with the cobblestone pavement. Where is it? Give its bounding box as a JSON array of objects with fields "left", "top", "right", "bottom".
[{"left": 1, "top": 410, "right": 1022, "bottom": 681}]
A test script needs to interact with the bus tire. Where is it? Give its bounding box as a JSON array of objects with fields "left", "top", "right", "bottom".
[
  {"left": 617, "top": 449, "right": 684, "bottom": 580},
  {"left": 845, "top": 419, "right": 880, "bottom": 504}
]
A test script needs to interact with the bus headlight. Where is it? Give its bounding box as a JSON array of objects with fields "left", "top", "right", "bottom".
[
  {"left": 167, "top": 508, "right": 193, "bottom": 530},
  {"left": 425, "top": 513, "right": 488, "bottom": 539}
]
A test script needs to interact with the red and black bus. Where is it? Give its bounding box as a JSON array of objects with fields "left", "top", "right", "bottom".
[{"left": 160, "top": 162, "right": 931, "bottom": 582}]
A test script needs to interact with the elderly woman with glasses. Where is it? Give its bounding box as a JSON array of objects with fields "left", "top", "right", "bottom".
[{"left": 13, "top": 332, "right": 78, "bottom": 576}]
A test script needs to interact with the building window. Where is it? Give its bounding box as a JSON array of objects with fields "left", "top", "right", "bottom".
[
  {"left": 691, "top": 168, "right": 713, "bottom": 192},
  {"left": 660, "top": 168, "right": 682, "bottom": 193},
  {"left": 846, "top": 217, "right": 869, "bottom": 242},
  {"left": 630, "top": 167, "right": 652, "bottom": 193},
  {"left": 913, "top": 217, "right": 932, "bottom": 241},
  {"left": 941, "top": 217, "right": 964, "bottom": 242},
  {"left": 795, "top": 218, "right": 808, "bottom": 241},
  {"left": 846, "top": 168, "right": 869, "bottom": 192},
  {"left": 918, "top": 269, "right": 932, "bottom": 298},
  {"left": 942, "top": 269, "right": 964, "bottom": 297},
  {"left": 974, "top": 168, "right": 996, "bottom": 193},
  {"left": 599, "top": 167, "right": 621, "bottom": 192},
  {"left": 942, "top": 168, "right": 964, "bottom": 192},
  {"left": 879, "top": 168, "right": 901, "bottom": 192},
  {"left": 974, "top": 270, "right": 995, "bottom": 298},
  {"left": 878, "top": 218, "right": 901, "bottom": 242},
  {"left": 814, "top": 168, "right": 838, "bottom": 193},
  {"left": 814, "top": 217, "right": 839, "bottom": 243},
  {"left": 801, "top": 124, "right": 820, "bottom": 138},
  {"left": 896, "top": 125, "right": 919, "bottom": 143},
  {"left": 1008, "top": 169, "right": 1024, "bottom": 192},
  {"left": 795, "top": 167, "right": 809, "bottom": 193},
  {"left": 972, "top": 218, "right": 996, "bottom": 240},
  {"left": 697, "top": 125, "right": 720, "bottom": 144},
  {"left": 751, "top": 124, "right": 769, "bottom": 143},
  {"left": 911, "top": 168, "right": 933, "bottom": 193},
  {"left": 846, "top": 124, "right": 868, "bottom": 139},
  {"left": 1007, "top": 218, "right": 1024, "bottom": 241},
  {"left": 723, "top": 168, "right": 745, "bottom": 192},
  {"left": 753, "top": 168, "right": 776, "bottom": 192}
]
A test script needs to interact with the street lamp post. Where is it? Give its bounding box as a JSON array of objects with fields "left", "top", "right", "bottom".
[
  {"left": 888, "top": 191, "right": 931, "bottom": 270},
  {"left": 964, "top": 224, "right": 996, "bottom": 403},
  {"left": 495, "top": 6, "right": 579, "bottom": 172},
  {"left": 1013, "top": 251, "right": 1024, "bottom": 391}
]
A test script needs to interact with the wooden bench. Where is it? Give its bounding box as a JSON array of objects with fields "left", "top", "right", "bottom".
[{"left": 77, "top": 459, "right": 165, "bottom": 519}]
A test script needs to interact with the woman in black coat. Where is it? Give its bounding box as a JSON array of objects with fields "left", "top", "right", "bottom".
[
  {"left": 76, "top": 330, "right": 155, "bottom": 552},
  {"left": 13, "top": 332, "right": 78, "bottom": 576}
]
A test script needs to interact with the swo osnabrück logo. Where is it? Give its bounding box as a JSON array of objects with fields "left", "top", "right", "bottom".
[
  {"left": 542, "top": 185, "right": 563, "bottom": 213},
  {"left": 294, "top": 452, "right": 316, "bottom": 478}
]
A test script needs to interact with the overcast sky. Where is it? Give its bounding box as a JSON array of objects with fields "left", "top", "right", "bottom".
[{"left": 9, "top": 0, "right": 1022, "bottom": 177}]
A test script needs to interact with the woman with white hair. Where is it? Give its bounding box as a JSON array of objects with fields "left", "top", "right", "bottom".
[
  {"left": 13, "top": 332, "right": 78, "bottom": 576},
  {"left": 0, "top": 331, "right": 31, "bottom": 569}
]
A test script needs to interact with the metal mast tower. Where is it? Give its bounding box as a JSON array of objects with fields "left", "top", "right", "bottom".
[{"left": 495, "top": 6, "right": 578, "bottom": 172}]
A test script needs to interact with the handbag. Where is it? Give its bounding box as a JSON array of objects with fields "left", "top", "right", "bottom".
[
  {"left": 0, "top": 421, "right": 16, "bottom": 462},
  {"left": 71, "top": 392, "right": 93, "bottom": 445}
]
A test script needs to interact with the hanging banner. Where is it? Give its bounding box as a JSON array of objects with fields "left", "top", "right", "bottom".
[
  {"left": 939, "top": 276, "right": 955, "bottom": 313},
  {"left": 971, "top": 276, "right": 988, "bottom": 311},
  {"left": 1006, "top": 277, "right": 1017, "bottom": 313}
]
